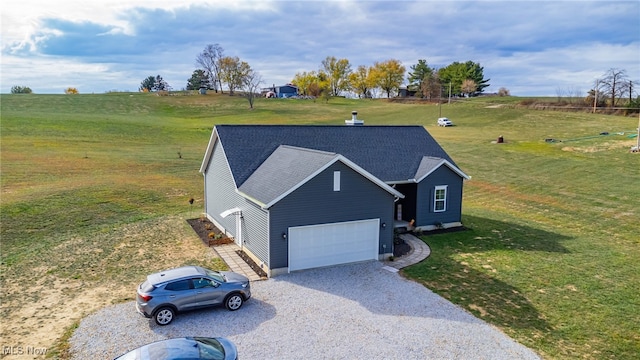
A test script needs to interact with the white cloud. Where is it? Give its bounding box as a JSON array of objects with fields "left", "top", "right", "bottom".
[{"left": 2, "top": 1, "right": 639, "bottom": 95}]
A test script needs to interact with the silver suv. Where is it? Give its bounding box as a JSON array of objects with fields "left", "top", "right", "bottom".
[{"left": 136, "top": 266, "right": 251, "bottom": 325}]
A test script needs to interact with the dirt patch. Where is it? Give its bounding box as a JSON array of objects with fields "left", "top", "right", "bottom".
[
  {"left": 1, "top": 215, "right": 225, "bottom": 358},
  {"left": 561, "top": 139, "right": 637, "bottom": 153}
]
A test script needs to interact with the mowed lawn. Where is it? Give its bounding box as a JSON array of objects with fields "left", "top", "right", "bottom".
[{"left": 1, "top": 93, "right": 638, "bottom": 359}]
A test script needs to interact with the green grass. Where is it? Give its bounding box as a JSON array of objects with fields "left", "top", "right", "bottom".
[{"left": 1, "top": 93, "right": 638, "bottom": 359}]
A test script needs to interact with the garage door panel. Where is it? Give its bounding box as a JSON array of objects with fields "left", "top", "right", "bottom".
[{"left": 289, "top": 219, "right": 379, "bottom": 271}]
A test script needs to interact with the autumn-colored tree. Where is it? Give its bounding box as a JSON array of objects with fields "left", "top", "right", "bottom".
[
  {"left": 321, "top": 56, "right": 352, "bottom": 96},
  {"left": 348, "top": 65, "right": 378, "bottom": 99},
  {"left": 64, "top": 87, "right": 79, "bottom": 94},
  {"left": 219, "top": 56, "right": 250, "bottom": 95},
  {"left": 292, "top": 71, "right": 319, "bottom": 96},
  {"left": 292, "top": 70, "right": 329, "bottom": 99},
  {"left": 373, "top": 59, "right": 406, "bottom": 98}
]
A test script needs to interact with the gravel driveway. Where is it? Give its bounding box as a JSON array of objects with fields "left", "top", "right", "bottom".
[{"left": 70, "top": 262, "right": 540, "bottom": 359}]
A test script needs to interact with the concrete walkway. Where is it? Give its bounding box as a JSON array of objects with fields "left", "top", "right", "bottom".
[
  {"left": 211, "top": 244, "right": 267, "bottom": 282},
  {"left": 211, "top": 233, "right": 431, "bottom": 280}
]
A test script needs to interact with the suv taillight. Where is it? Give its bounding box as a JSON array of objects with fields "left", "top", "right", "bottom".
[{"left": 140, "top": 294, "right": 153, "bottom": 302}]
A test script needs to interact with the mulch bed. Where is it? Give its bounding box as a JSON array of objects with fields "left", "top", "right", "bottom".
[
  {"left": 235, "top": 250, "right": 268, "bottom": 278},
  {"left": 187, "top": 218, "right": 267, "bottom": 278},
  {"left": 393, "top": 239, "right": 411, "bottom": 258}
]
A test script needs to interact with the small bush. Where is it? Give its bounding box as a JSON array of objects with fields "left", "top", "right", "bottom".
[
  {"left": 65, "top": 87, "right": 79, "bottom": 94},
  {"left": 11, "top": 85, "right": 32, "bottom": 94}
]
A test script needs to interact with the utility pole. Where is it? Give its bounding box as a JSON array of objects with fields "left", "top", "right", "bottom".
[
  {"left": 438, "top": 84, "right": 443, "bottom": 118},
  {"left": 593, "top": 79, "right": 598, "bottom": 114},
  {"left": 448, "top": 82, "right": 452, "bottom": 105},
  {"left": 636, "top": 111, "right": 639, "bottom": 151}
]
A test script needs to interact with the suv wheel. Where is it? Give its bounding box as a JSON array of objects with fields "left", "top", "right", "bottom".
[
  {"left": 225, "top": 293, "right": 243, "bottom": 311},
  {"left": 154, "top": 307, "right": 175, "bottom": 325}
]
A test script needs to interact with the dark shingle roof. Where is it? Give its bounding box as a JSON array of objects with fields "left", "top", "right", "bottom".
[
  {"left": 237, "top": 145, "right": 339, "bottom": 206},
  {"left": 214, "top": 125, "right": 459, "bottom": 187}
]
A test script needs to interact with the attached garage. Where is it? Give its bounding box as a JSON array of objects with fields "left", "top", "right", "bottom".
[{"left": 288, "top": 218, "right": 380, "bottom": 272}]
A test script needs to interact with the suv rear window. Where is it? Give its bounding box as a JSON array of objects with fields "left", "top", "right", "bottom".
[
  {"left": 165, "top": 279, "right": 192, "bottom": 291},
  {"left": 140, "top": 280, "right": 155, "bottom": 293}
]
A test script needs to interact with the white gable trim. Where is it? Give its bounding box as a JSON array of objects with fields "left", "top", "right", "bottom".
[
  {"left": 199, "top": 126, "right": 241, "bottom": 190},
  {"left": 414, "top": 159, "right": 471, "bottom": 183},
  {"left": 199, "top": 127, "right": 219, "bottom": 174}
]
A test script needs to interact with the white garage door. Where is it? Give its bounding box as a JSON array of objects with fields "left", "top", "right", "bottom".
[{"left": 288, "top": 219, "right": 379, "bottom": 272}]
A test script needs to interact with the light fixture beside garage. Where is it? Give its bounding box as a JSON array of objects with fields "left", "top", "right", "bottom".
[
  {"left": 381, "top": 222, "right": 386, "bottom": 229},
  {"left": 282, "top": 232, "right": 287, "bottom": 240}
]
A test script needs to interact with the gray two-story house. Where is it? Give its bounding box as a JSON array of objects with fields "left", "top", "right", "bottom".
[{"left": 199, "top": 122, "right": 469, "bottom": 276}]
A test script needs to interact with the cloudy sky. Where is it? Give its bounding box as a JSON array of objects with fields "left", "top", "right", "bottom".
[{"left": 2, "top": 0, "right": 639, "bottom": 96}]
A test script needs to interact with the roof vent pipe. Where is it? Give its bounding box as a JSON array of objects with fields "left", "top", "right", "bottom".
[{"left": 345, "top": 110, "right": 364, "bottom": 126}]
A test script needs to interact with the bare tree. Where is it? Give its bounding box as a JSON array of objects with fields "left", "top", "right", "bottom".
[
  {"left": 569, "top": 86, "right": 582, "bottom": 104},
  {"left": 497, "top": 87, "right": 510, "bottom": 96},
  {"left": 461, "top": 79, "right": 478, "bottom": 97},
  {"left": 598, "top": 68, "right": 630, "bottom": 107},
  {"left": 242, "top": 68, "right": 263, "bottom": 109},
  {"left": 195, "top": 44, "right": 224, "bottom": 93},
  {"left": 420, "top": 73, "right": 441, "bottom": 99},
  {"left": 555, "top": 87, "right": 567, "bottom": 103}
]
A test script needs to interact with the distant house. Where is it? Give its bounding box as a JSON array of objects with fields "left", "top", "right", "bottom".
[
  {"left": 398, "top": 87, "right": 418, "bottom": 97},
  {"left": 262, "top": 84, "right": 299, "bottom": 98},
  {"left": 199, "top": 115, "right": 469, "bottom": 276}
]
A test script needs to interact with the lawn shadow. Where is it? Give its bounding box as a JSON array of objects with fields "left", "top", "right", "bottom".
[
  {"left": 403, "top": 214, "right": 573, "bottom": 333},
  {"left": 419, "top": 214, "right": 571, "bottom": 254}
]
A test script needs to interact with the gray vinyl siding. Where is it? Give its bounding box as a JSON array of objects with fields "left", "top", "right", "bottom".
[
  {"left": 416, "top": 165, "right": 464, "bottom": 226},
  {"left": 204, "top": 140, "right": 270, "bottom": 266},
  {"left": 268, "top": 162, "right": 395, "bottom": 269}
]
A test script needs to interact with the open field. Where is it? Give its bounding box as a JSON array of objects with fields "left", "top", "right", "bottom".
[{"left": 1, "top": 93, "right": 638, "bottom": 359}]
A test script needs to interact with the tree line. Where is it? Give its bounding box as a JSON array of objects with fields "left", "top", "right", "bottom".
[
  {"left": 139, "top": 44, "right": 490, "bottom": 106},
  {"left": 292, "top": 57, "right": 489, "bottom": 99},
  {"left": 139, "top": 44, "right": 263, "bottom": 108}
]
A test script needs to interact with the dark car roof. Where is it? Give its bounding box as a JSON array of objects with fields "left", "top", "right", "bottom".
[
  {"left": 147, "top": 266, "right": 205, "bottom": 285},
  {"left": 114, "top": 336, "right": 236, "bottom": 360}
]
